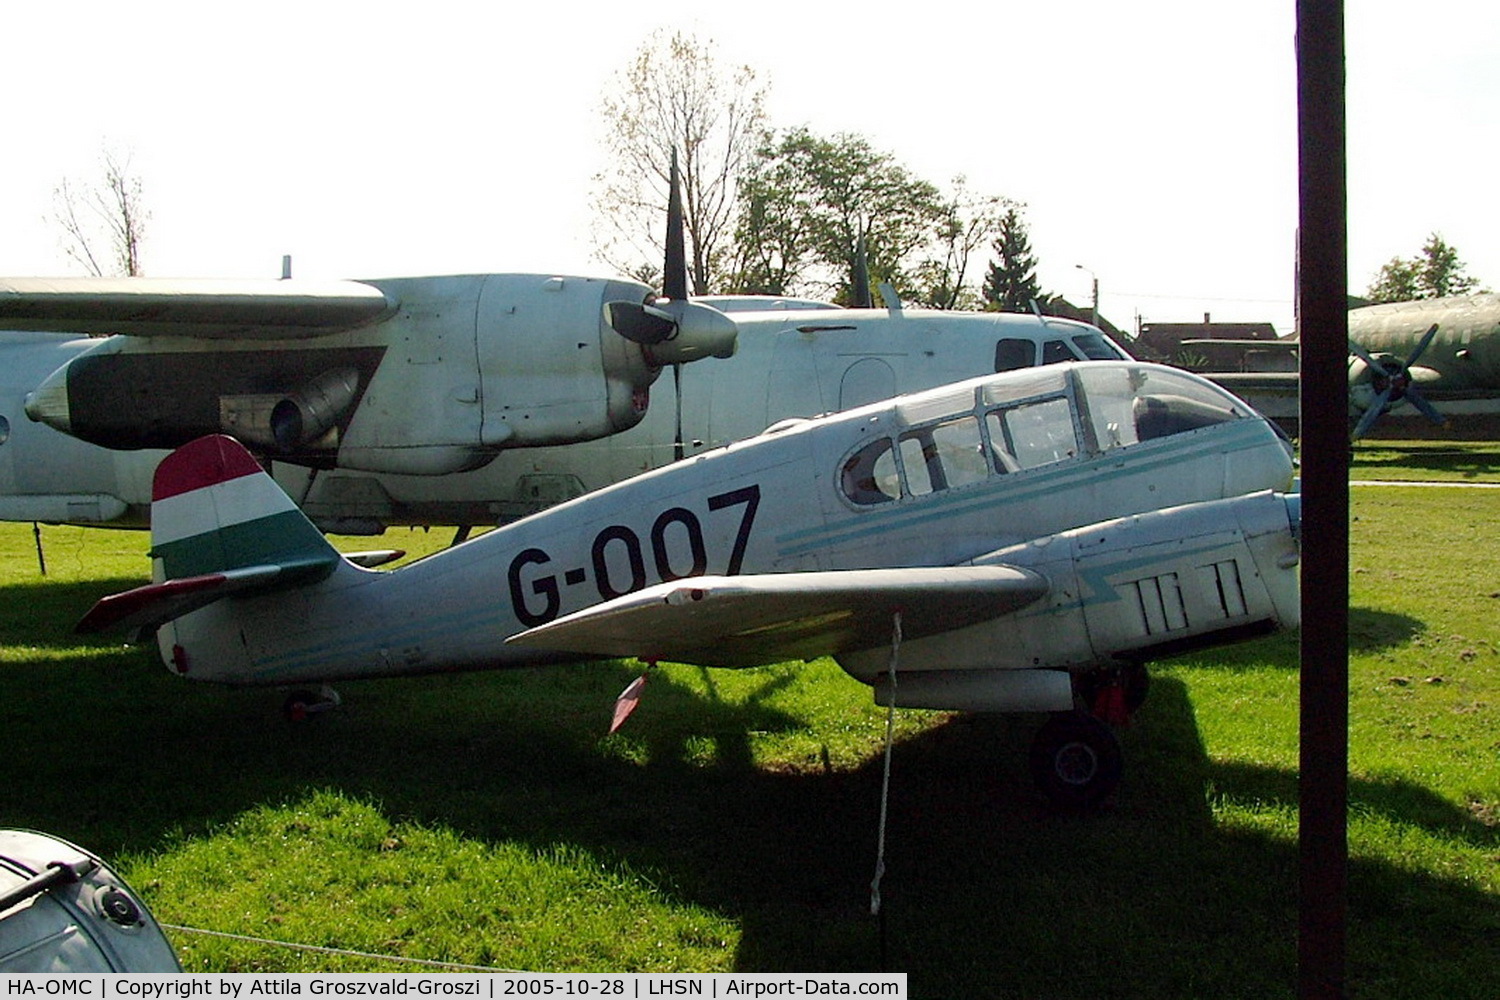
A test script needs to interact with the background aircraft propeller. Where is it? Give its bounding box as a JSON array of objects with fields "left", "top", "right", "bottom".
[
  {"left": 604, "top": 151, "right": 737, "bottom": 363},
  {"left": 604, "top": 149, "right": 737, "bottom": 460},
  {"left": 1349, "top": 322, "right": 1443, "bottom": 439}
]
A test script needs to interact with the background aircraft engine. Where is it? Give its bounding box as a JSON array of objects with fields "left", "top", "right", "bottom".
[
  {"left": 270, "top": 366, "right": 359, "bottom": 449},
  {"left": 605, "top": 295, "right": 738, "bottom": 364}
]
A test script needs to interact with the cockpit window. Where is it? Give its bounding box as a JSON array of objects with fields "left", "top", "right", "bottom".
[
  {"left": 1074, "top": 365, "right": 1245, "bottom": 446},
  {"left": 840, "top": 363, "right": 1251, "bottom": 510},
  {"left": 1071, "top": 333, "right": 1123, "bottom": 360},
  {"left": 1041, "top": 339, "right": 1073, "bottom": 365}
]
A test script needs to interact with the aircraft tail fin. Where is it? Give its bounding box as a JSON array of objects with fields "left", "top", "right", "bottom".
[{"left": 77, "top": 435, "right": 342, "bottom": 633}]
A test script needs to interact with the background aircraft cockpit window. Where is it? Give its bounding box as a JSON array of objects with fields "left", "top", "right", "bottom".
[
  {"left": 898, "top": 415, "right": 987, "bottom": 497},
  {"left": 840, "top": 438, "right": 902, "bottom": 505},
  {"left": 994, "top": 338, "right": 1034, "bottom": 372},
  {"left": 987, "top": 396, "right": 1078, "bottom": 470},
  {"left": 1070, "top": 333, "right": 1124, "bottom": 360},
  {"left": 1041, "top": 339, "right": 1074, "bottom": 365}
]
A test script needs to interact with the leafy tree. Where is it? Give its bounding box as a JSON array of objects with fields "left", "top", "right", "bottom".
[
  {"left": 908, "top": 178, "right": 1014, "bottom": 310},
  {"left": 592, "top": 30, "right": 768, "bottom": 295},
  {"left": 729, "top": 127, "right": 946, "bottom": 304},
  {"left": 52, "top": 146, "right": 149, "bottom": 276},
  {"left": 1365, "top": 232, "right": 1480, "bottom": 303},
  {"left": 982, "top": 206, "right": 1045, "bottom": 312}
]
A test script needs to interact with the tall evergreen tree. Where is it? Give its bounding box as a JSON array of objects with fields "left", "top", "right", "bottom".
[{"left": 982, "top": 207, "right": 1043, "bottom": 312}]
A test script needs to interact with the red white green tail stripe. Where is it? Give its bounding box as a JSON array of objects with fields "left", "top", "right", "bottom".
[{"left": 149, "top": 435, "right": 338, "bottom": 581}]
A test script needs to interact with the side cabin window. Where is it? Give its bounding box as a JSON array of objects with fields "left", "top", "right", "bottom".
[
  {"left": 898, "top": 415, "right": 987, "bottom": 496},
  {"left": 994, "top": 338, "right": 1033, "bottom": 372},
  {"left": 1041, "top": 339, "right": 1074, "bottom": 365},
  {"left": 841, "top": 437, "right": 902, "bottom": 505},
  {"left": 986, "top": 395, "right": 1078, "bottom": 470}
]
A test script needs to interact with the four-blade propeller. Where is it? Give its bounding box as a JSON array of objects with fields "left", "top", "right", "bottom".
[{"left": 1348, "top": 323, "right": 1443, "bottom": 439}]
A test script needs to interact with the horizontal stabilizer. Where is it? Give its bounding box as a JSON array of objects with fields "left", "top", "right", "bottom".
[
  {"left": 506, "top": 565, "right": 1048, "bottom": 667},
  {"left": 0, "top": 277, "right": 394, "bottom": 339},
  {"left": 77, "top": 558, "right": 330, "bottom": 634}
]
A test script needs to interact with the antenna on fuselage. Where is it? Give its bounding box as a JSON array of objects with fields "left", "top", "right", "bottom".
[
  {"left": 1029, "top": 299, "right": 1054, "bottom": 327},
  {"left": 281, "top": 255, "right": 293, "bottom": 280},
  {"left": 879, "top": 283, "right": 902, "bottom": 312}
]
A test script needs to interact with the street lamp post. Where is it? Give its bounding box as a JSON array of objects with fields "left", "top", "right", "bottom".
[{"left": 1074, "top": 264, "right": 1099, "bottom": 329}]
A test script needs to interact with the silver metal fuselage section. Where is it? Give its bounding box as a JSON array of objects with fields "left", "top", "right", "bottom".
[{"left": 157, "top": 362, "right": 1296, "bottom": 692}]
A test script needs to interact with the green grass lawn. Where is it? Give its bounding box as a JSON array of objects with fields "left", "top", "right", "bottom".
[{"left": 1, "top": 449, "right": 1496, "bottom": 996}]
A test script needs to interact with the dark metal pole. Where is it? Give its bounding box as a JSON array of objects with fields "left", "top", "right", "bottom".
[{"left": 1296, "top": 2, "right": 1349, "bottom": 997}]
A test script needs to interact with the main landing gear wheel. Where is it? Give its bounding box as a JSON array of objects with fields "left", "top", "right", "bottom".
[
  {"left": 283, "top": 686, "right": 342, "bottom": 722},
  {"left": 1029, "top": 710, "right": 1123, "bottom": 809}
]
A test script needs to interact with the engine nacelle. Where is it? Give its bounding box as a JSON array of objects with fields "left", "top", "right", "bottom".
[{"left": 836, "top": 490, "right": 1301, "bottom": 705}]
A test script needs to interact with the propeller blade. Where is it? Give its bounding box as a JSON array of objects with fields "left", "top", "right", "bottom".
[
  {"left": 1405, "top": 385, "right": 1447, "bottom": 426},
  {"left": 663, "top": 149, "right": 688, "bottom": 302},
  {"left": 1351, "top": 388, "right": 1393, "bottom": 440},
  {"left": 1348, "top": 339, "right": 1381, "bottom": 371},
  {"left": 605, "top": 300, "right": 677, "bottom": 345},
  {"left": 609, "top": 673, "right": 648, "bottom": 734},
  {"left": 852, "top": 234, "right": 872, "bottom": 309},
  {"left": 1403, "top": 323, "right": 1440, "bottom": 369}
]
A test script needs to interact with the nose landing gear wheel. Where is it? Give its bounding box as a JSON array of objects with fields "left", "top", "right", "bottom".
[{"left": 1029, "top": 710, "right": 1123, "bottom": 808}]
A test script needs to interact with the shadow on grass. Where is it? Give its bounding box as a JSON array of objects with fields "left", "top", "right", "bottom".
[
  {"left": 1163, "top": 606, "right": 1421, "bottom": 677},
  {"left": 4, "top": 641, "right": 1497, "bottom": 996},
  {"left": 0, "top": 578, "right": 145, "bottom": 650},
  {"left": 1351, "top": 441, "right": 1500, "bottom": 479}
]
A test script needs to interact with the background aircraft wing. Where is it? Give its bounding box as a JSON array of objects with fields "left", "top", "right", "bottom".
[
  {"left": 1201, "top": 371, "right": 1302, "bottom": 393},
  {"left": 0, "top": 277, "right": 394, "bottom": 340},
  {"left": 506, "top": 565, "right": 1049, "bottom": 667}
]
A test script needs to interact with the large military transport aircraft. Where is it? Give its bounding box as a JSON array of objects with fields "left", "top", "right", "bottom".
[
  {"left": 79, "top": 361, "right": 1300, "bottom": 805},
  {"left": 1203, "top": 292, "right": 1500, "bottom": 438},
  {"left": 1, "top": 151, "right": 1128, "bottom": 532}
]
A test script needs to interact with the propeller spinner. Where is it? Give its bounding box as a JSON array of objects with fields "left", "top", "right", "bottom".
[{"left": 604, "top": 151, "right": 737, "bottom": 365}]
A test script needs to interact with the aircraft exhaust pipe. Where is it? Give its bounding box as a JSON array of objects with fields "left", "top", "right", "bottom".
[{"left": 271, "top": 367, "right": 359, "bottom": 449}]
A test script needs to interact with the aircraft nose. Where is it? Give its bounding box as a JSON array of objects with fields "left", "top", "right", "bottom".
[{"left": 23, "top": 365, "right": 71, "bottom": 431}]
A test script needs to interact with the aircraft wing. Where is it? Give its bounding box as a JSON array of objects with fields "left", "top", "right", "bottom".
[
  {"left": 505, "top": 565, "right": 1049, "bottom": 668},
  {"left": 1202, "top": 371, "right": 1301, "bottom": 393},
  {"left": 0, "top": 277, "right": 395, "bottom": 340}
]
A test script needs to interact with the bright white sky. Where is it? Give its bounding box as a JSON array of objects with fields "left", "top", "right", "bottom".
[{"left": 2, "top": 1, "right": 1494, "bottom": 336}]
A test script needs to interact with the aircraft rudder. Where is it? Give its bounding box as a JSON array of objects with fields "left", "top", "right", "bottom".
[{"left": 148, "top": 435, "right": 339, "bottom": 580}]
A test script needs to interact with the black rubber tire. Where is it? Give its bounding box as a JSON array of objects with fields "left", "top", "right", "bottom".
[{"left": 1029, "top": 710, "right": 1124, "bottom": 808}]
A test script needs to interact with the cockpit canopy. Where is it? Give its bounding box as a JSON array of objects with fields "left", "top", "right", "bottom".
[{"left": 839, "top": 363, "right": 1255, "bottom": 506}]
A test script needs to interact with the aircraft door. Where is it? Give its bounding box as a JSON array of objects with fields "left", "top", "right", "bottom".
[{"left": 765, "top": 326, "right": 832, "bottom": 427}]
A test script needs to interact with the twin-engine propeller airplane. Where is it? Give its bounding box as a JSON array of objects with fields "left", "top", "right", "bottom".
[
  {"left": 0, "top": 151, "right": 1128, "bottom": 531},
  {"left": 80, "top": 361, "right": 1300, "bottom": 805},
  {"left": 2, "top": 154, "right": 735, "bottom": 479},
  {"left": 2, "top": 269, "right": 735, "bottom": 476}
]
